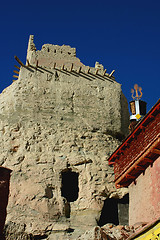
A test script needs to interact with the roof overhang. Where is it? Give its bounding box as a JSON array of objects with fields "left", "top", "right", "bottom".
[{"left": 108, "top": 99, "right": 160, "bottom": 188}]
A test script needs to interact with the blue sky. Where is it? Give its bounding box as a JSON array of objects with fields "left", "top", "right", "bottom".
[{"left": 0, "top": 0, "right": 159, "bottom": 111}]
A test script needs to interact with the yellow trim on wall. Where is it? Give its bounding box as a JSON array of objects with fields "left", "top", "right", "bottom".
[{"left": 132, "top": 222, "right": 160, "bottom": 240}]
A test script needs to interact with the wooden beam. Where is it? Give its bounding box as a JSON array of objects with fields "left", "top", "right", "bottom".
[
  {"left": 109, "top": 70, "right": 115, "bottom": 77},
  {"left": 144, "top": 157, "right": 153, "bottom": 163},
  {"left": 70, "top": 63, "right": 73, "bottom": 72},
  {"left": 109, "top": 161, "right": 115, "bottom": 165},
  {"left": 14, "top": 56, "right": 24, "bottom": 67},
  {"left": 53, "top": 62, "right": 56, "bottom": 69},
  {"left": 103, "top": 69, "right": 106, "bottom": 76},
  {"left": 14, "top": 65, "right": 20, "bottom": 70},
  {"left": 77, "top": 66, "right": 81, "bottom": 73},
  {"left": 61, "top": 64, "right": 64, "bottom": 70},
  {"left": 152, "top": 148, "right": 160, "bottom": 155},
  {"left": 135, "top": 165, "right": 145, "bottom": 171},
  {"left": 26, "top": 59, "right": 30, "bottom": 66},
  {"left": 126, "top": 173, "right": 135, "bottom": 179},
  {"left": 95, "top": 69, "right": 99, "bottom": 75},
  {"left": 13, "top": 75, "right": 18, "bottom": 79},
  {"left": 86, "top": 67, "right": 90, "bottom": 74},
  {"left": 13, "top": 70, "right": 19, "bottom": 74},
  {"left": 36, "top": 60, "right": 38, "bottom": 68}
]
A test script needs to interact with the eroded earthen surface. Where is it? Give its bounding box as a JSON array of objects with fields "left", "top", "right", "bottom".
[{"left": 0, "top": 35, "right": 129, "bottom": 239}]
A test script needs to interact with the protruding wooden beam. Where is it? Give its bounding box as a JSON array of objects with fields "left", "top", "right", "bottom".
[
  {"left": 14, "top": 65, "right": 20, "bottom": 70},
  {"left": 77, "top": 66, "right": 81, "bottom": 73},
  {"left": 26, "top": 59, "right": 30, "bottom": 66},
  {"left": 144, "top": 157, "right": 153, "bottom": 163},
  {"left": 152, "top": 148, "right": 160, "bottom": 155},
  {"left": 13, "top": 75, "right": 18, "bottom": 79},
  {"left": 61, "top": 64, "right": 64, "bottom": 70},
  {"left": 53, "top": 62, "right": 56, "bottom": 69},
  {"left": 86, "top": 67, "right": 90, "bottom": 74},
  {"left": 126, "top": 173, "right": 135, "bottom": 179},
  {"left": 135, "top": 165, "right": 145, "bottom": 171},
  {"left": 95, "top": 69, "right": 99, "bottom": 75},
  {"left": 103, "top": 69, "right": 106, "bottom": 76},
  {"left": 13, "top": 70, "right": 19, "bottom": 74},
  {"left": 14, "top": 56, "right": 24, "bottom": 67},
  {"left": 36, "top": 60, "right": 38, "bottom": 68},
  {"left": 70, "top": 63, "right": 73, "bottom": 72},
  {"left": 109, "top": 70, "right": 115, "bottom": 77}
]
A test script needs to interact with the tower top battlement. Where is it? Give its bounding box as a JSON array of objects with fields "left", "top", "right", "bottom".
[{"left": 26, "top": 35, "right": 116, "bottom": 79}]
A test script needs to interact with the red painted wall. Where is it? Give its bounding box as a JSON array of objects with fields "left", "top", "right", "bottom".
[{"left": 129, "top": 156, "right": 160, "bottom": 226}]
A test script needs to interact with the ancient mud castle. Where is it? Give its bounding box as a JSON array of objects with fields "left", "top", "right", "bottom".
[{"left": 0, "top": 35, "right": 130, "bottom": 239}]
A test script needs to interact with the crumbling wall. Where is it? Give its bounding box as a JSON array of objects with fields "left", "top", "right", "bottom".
[{"left": 0, "top": 36, "right": 129, "bottom": 239}]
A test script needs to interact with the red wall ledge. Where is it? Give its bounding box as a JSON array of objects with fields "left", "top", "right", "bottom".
[{"left": 108, "top": 99, "right": 160, "bottom": 188}]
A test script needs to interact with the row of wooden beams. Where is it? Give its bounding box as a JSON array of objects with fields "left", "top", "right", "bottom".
[
  {"left": 13, "top": 58, "right": 21, "bottom": 82},
  {"left": 13, "top": 56, "right": 115, "bottom": 80},
  {"left": 15, "top": 57, "right": 115, "bottom": 79},
  {"left": 114, "top": 137, "right": 160, "bottom": 188},
  {"left": 123, "top": 158, "right": 153, "bottom": 182},
  {"left": 52, "top": 62, "right": 114, "bottom": 78}
]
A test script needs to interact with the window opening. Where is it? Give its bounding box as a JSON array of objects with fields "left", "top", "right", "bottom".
[
  {"left": 98, "top": 198, "right": 119, "bottom": 226},
  {"left": 98, "top": 194, "right": 129, "bottom": 227},
  {"left": 61, "top": 170, "right": 79, "bottom": 202}
]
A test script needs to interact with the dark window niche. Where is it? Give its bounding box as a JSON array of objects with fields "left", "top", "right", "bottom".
[
  {"left": 61, "top": 170, "right": 79, "bottom": 202},
  {"left": 98, "top": 194, "right": 129, "bottom": 227}
]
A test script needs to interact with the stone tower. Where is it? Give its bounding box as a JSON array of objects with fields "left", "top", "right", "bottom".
[{"left": 0, "top": 35, "right": 129, "bottom": 239}]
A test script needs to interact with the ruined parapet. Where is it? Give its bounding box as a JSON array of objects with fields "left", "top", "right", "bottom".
[
  {"left": 26, "top": 35, "right": 81, "bottom": 69},
  {"left": 0, "top": 35, "right": 129, "bottom": 239}
]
